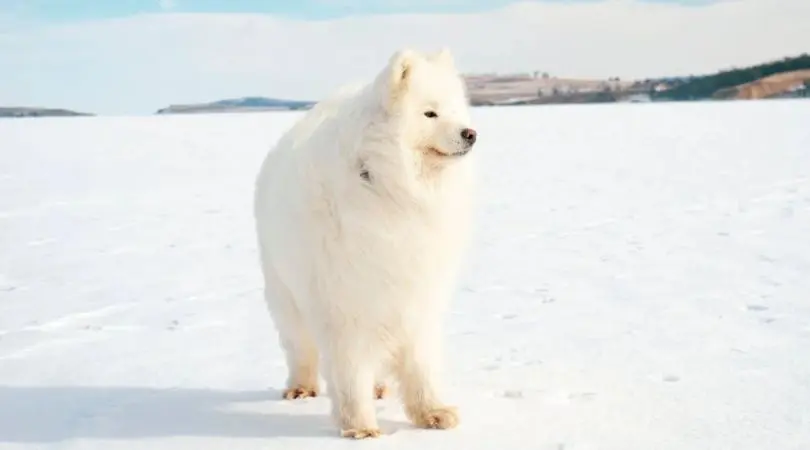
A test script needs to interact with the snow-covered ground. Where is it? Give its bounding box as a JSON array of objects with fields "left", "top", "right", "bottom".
[{"left": 1, "top": 100, "right": 809, "bottom": 450}]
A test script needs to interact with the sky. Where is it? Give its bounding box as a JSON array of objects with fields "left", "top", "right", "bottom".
[
  {"left": 2, "top": 0, "right": 699, "bottom": 21},
  {"left": 1, "top": 0, "right": 808, "bottom": 114}
]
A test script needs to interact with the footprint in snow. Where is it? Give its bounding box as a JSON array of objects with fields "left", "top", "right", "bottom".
[{"left": 746, "top": 304, "right": 769, "bottom": 312}]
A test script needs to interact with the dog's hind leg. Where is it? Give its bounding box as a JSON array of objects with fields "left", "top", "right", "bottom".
[{"left": 262, "top": 266, "right": 320, "bottom": 400}]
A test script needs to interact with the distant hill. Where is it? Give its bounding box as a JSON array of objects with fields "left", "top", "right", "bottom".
[
  {"left": 155, "top": 77, "right": 634, "bottom": 113},
  {"left": 713, "top": 70, "right": 810, "bottom": 100},
  {"left": 156, "top": 97, "right": 315, "bottom": 114},
  {"left": 653, "top": 54, "right": 810, "bottom": 101},
  {"left": 0, "top": 107, "right": 93, "bottom": 118},
  {"left": 464, "top": 73, "right": 634, "bottom": 106},
  {"left": 148, "top": 54, "right": 810, "bottom": 114}
]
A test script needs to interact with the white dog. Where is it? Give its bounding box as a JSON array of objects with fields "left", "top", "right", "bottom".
[{"left": 253, "top": 48, "right": 478, "bottom": 439}]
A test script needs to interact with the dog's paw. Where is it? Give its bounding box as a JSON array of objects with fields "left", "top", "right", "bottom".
[
  {"left": 412, "top": 406, "right": 459, "bottom": 430},
  {"left": 374, "top": 384, "right": 388, "bottom": 400},
  {"left": 340, "top": 428, "right": 382, "bottom": 439},
  {"left": 282, "top": 386, "right": 318, "bottom": 400}
]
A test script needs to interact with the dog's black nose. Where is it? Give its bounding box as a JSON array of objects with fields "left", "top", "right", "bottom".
[{"left": 461, "top": 128, "right": 477, "bottom": 145}]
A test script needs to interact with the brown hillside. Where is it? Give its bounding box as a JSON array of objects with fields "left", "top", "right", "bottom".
[{"left": 714, "top": 70, "right": 810, "bottom": 100}]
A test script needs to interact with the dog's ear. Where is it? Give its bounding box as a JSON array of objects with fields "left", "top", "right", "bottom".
[
  {"left": 434, "top": 47, "right": 455, "bottom": 68},
  {"left": 385, "top": 49, "right": 418, "bottom": 99}
]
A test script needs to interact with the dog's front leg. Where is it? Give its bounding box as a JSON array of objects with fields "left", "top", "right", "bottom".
[
  {"left": 397, "top": 320, "right": 459, "bottom": 430},
  {"left": 324, "top": 335, "right": 382, "bottom": 439}
]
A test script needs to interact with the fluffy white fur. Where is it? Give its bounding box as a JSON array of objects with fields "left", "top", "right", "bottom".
[{"left": 253, "top": 48, "right": 477, "bottom": 439}]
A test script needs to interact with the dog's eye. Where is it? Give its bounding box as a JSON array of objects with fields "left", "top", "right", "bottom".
[{"left": 424, "top": 111, "right": 438, "bottom": 118}]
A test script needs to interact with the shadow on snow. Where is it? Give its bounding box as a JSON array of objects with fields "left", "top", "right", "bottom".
[{"left": 0, "top": 385, "right": 407, "bottom": 443}]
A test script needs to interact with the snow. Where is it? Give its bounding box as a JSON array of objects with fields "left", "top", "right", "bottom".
[{"left": 1, "top": 100, "right": 809, "bottom": 450}]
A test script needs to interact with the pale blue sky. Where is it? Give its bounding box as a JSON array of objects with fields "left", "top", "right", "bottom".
[
  {"left": 1, "top": 0, "right": 806, "bottom": 114},
  {"left": 6, "top": 0, "right": 709, "bottom": 22}
]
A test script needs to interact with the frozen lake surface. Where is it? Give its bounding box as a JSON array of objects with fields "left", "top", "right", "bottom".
[{"left": 1, "top": 100, "right": 809, "bottom": 449}]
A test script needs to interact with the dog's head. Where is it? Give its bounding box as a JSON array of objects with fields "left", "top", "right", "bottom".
[{"left": 377, "top": 48, "right": 477, "bottom": 161}]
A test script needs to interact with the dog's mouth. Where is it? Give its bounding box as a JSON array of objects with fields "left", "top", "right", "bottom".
[{"left": 426, "top": 146, "right": 471, "bottom": 158}]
